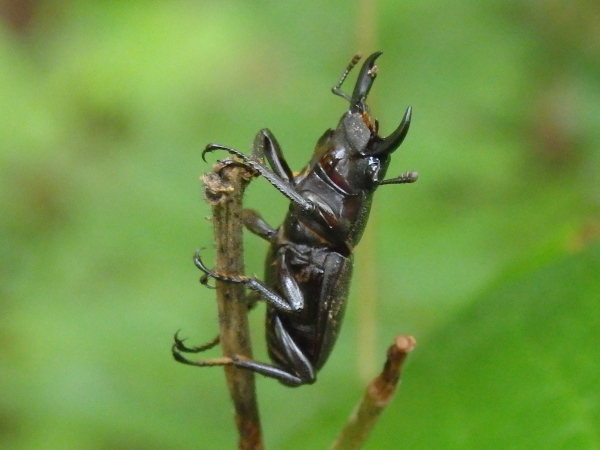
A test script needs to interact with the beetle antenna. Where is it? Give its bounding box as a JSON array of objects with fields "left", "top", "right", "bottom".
[
  {"left": 332, "top": 53, "right": 362, "bottom": 101},
  {"left": 377, "top": 171, "right": 419, "bottom": 185}
]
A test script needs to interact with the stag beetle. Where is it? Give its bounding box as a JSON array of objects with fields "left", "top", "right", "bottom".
[{"left": 173, "top": 52, "right": 417, "bottom": 386}]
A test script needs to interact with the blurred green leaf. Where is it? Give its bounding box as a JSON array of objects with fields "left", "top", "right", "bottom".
[{"left": 378, "top": 243, "right": 600, "bottom": 449}]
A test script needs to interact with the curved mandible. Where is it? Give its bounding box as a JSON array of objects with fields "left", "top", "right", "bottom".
[
  {"left": 349, "top": 51, "right": 383, "bottom": 113},
  {"left": 369, "top": 106, "right": 412, "bottom": 156}
]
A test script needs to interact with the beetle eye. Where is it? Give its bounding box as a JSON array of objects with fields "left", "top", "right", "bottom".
[
  {"left": 321, "top": 152, "right": 335, "bottom": 171},
  {"left": 367, "top": 157, "right": 381, "bottom": 179}
]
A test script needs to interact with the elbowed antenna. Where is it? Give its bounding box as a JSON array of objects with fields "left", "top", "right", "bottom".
[
  {"left": 332, "top": 52, "right": 383, "bottom": 113},
  {"left": 377, "top": 170, "right": 419, "bottom": 186},
  {"left": 332, "top": 53, "right": 363, "bottom": 102}
]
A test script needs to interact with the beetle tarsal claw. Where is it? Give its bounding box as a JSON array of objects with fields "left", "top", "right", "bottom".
[
  {"left": 193, "top": 248, "right": 250, "bottom": 285},
  {"left": 173, "top": 329, "right": 186, "bottom": 344},
  {"left": 172, "top": 331, "right": 221, "bottom": 354},
  {"left": 200, "top": 273, "right": 217, "bottom": 289}
]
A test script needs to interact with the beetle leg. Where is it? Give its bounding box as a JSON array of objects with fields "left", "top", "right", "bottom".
[
  {"left": 232, "top": 313, "right": 316, "bottom": 386},
  {"left": 172, "top": 332, "right": 228, "bottom": 367},
  {"left": 252, "top": 129, "right": 294, "bottom": 183},
  {"left": 230, "top": 357, "right": 306, "bottom": 386},
  {"left": 193, "top": 249, "right": 302, "bottom": 313},
  {"left": 173, "top": 348, "right": 303, "bottom": 384},
  {"left": 203, "top": 144, "right": 315, "bottom": 214},
  {"left": 172, "top": 317, "right": 314, "bottom": 386},
  {"left": 172, "top": 345, "right": 234, "bottom": 368},
  {"left": 173, "top": 292, "right": 258, "bottom": 359},
  {"left": 243, "top": 209, "right": 277, "bottom": 241},
  {"left": 272, "top": 248, "right": 304, "bottom": 311}
]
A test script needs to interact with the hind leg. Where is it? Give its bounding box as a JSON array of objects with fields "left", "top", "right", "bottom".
[{"left": 174, "top": 313, "right": 315, "bottom": 387}]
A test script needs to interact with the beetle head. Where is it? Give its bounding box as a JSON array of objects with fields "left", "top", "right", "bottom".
[{"left": 326, "top": 52, "right": 415, "bottom": 190}]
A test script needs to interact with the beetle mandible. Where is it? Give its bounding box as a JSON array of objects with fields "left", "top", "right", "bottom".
[{"left": 173, "top": 52, "right": 417, "bottom": 386}]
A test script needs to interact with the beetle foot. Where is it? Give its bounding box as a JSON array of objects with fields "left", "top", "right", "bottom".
[
  {"left": 202, "top": 144, "right": 262, "bottom": 177},
  {"left": 173, "top": 330, "right": 221, "bottom": 354},
  {"left": 193, "top": 248, "right": 248, "bottom": 284},
  {"left": 200, "top": 272, "right": 216, "bottom": 289},
  {"left": 202, "top": 144, "right": 243, "bottom": 163}
]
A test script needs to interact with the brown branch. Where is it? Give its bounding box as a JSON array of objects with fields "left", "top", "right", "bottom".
[
  {"left": 330, "top": 335, "right": 417, "bottom": 450},
  {"left": 202, "top": 161, "right": 264, "bottom": 450}
]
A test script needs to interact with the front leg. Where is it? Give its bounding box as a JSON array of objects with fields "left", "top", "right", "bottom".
[
  {"left": 202, "top": 144, "right": 315, "bottom": 214},
  {"left": 251, "top": 129, "right": 294, "bottom": 183}
]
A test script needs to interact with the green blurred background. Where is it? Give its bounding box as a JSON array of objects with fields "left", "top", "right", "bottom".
[{"left": 1, "top": 1, "right": 599, "bottom": 448}]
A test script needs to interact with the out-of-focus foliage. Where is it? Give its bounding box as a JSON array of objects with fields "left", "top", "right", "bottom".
[
  {"left": 0, "top": 1, "right": 598, "bottom": 448},
  {"left": 390, "top": 243, "right": 600, "bottom": 449}
]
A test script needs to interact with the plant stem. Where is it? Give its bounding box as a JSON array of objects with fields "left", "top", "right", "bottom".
[
  {"left": 202, "top": 161, "right": 264, "bottom": 450},
  {"left": 355, "top": 0, "right": 379, "bottom": 383},
  {"left": 330, "top": 335, "right": 416, "bottom": 450}
]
